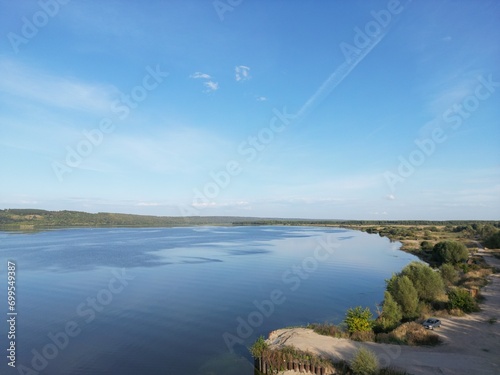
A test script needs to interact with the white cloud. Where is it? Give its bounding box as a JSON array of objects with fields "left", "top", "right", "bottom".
[
  {"left": 204, "top": 81, "right": 219, "bottom": 92},
  {"left": 190, "top": 72, "right": 212, "bottom": 79},
  {"left": 235, "top": 65, "right": 250, "bottom": 82},
  {"left": 256, "top": 96, "right": 267, "bottom": 101},
  {"left": 189, "top": 71, "right": 218, "bottom": 93},
  {"left": 135, "top": 202, "right": 161, "bottom": 207},
  {"left": 192, "top": 200, "right": 250, "bottom": 209},
  {"left": 386, "top": 194, "right": 396, "bottom": 200}
]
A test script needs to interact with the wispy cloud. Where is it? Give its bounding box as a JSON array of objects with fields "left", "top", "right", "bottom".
[
  {"left": 190, "top": 71, "right": 218, "bottom": 93},
  {"left": 192, "top": 200, "right": 250, "bottom": 208},
  {"left": 0, "top": 58, "right": 118, "bottom": 114},
  {"left": 204, "top": 81, "right": 219, "bottom": 92},
  {"left": 135, "top": 202, "right": 161, "bottom": 207},
  {"left": 190, "top": 72, "right": 212, "bottom": 79},
  {"left": 235, "top": 65, "right": 250, "bottom": 82},
  {"left": 256, "top": 96, "right": 267, "bottom": 101},
  {"left": 101, "top": 126, "right": 231, "bottom": 174}
]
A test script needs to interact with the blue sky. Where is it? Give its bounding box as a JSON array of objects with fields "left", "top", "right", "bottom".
[{"left": 0, "top": 0, "right": 499, "bottom": 220}]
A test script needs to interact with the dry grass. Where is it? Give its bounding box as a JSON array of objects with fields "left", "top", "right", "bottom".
[
  {"left": 448, "top": 308, "right": 466, "bottom": 317},
  {"left": 308, "top": 323, "right": 349, "bottom": 339},
  {"left": 376, "top": 322, "right": 441, "bottom": 346},
  {"left": 350, "top": 330, "right": 375, "bottom": 342},
  {"left": 460, "top": 267, "right": 492, "bottom": 289}
]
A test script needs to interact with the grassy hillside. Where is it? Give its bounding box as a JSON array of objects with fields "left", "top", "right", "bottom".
[{"left": 0, "top": 209, "right": 268, "bottom": 229}]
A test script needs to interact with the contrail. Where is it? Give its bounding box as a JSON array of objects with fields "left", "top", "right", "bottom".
[{"left": 295, "top": 27, "right": 390, "bottom": 123}]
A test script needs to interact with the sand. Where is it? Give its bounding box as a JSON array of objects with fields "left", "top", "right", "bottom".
[{"left": 266, "top": 249, "right": 500, "bottom": 375}]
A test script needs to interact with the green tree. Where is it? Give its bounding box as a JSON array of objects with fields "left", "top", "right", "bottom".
[
  {"left": 379, "top": 291, "right": 403, "bottom": 331},
  {"left": 447, "top": 288, "right": 478, "bottom": 313},
  {"left": 484, "top": 231, "right": 500, "bottom": 249},
  {"left": 433, "top": 241, "right": 469, "bottom": 265},
  {"left": 344, "top": 306, "right": 374, "bottom": 333},
  {"left": 401, "top": 262, "right": 444, "bottom": 302},
  {"left": 387, "top": 275, "right": 419, "bottom": 320},
  {"left": 350, "top": 347, "right": 379, "bottom": 375},
  {"left": 440, "top": 263, "right": 459, "bottom": 285}
]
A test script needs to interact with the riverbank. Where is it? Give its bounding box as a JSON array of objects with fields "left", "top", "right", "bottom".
[{"left": 265, "top": 248, "right": 500, "bottom": 375}]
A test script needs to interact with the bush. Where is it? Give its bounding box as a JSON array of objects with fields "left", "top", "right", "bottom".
[
  {"left": 420, "top": 240, "right": 433, "bottom": 251},
  {"left": 350, "top": 347, "right": 379, "bottom": 375},
  {"left": 250, "top": 336, "right": 268, "bottom": 358},
  {"left": 433, "top": 241, "right": 469, "bottom": 265},
  {"left": 447, "top": 288, "right": 479, "bottom": 313},
  {"left": 440, "top": 263, "right": 459, "bottom": 285},
  {"left": 345, "top": 306, "right": 374, "bottom": 333},
  {"left": 386, "top": 275, "right": 419, "bottom": 320},
  {"left": 401, "top": 262, "right": 444, "bottom": 302},
  {"left": 484, "top": 231, "right": 500, "bottom": 248}
]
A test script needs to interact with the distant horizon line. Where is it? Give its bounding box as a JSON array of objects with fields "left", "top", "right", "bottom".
[{"left": 1, "top": 208, "right": 498, "bottom": 223}]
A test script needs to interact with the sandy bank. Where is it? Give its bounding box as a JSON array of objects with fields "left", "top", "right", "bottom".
[{"left": 266, "top": 249, "right": 500, "bottom": 375}]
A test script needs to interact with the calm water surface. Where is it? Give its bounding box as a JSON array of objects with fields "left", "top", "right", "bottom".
[{"left": 0, "top": 226, "right": 418, "bottom": 375}]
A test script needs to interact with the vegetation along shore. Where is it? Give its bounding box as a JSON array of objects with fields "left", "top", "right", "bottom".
[{"left": 251, "top": 222, "right": 500, "bottom": 375}]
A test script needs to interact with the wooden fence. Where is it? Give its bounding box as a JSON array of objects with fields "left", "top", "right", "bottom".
[{"left": 255, "top": 357, "right": 333, "bottom": 374}]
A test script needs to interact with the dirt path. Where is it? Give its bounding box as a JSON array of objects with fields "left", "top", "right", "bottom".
[{"left": 267, "top": 249, "right": 500, "bottom": 375}]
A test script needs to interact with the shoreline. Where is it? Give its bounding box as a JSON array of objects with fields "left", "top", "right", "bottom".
[{"left": 263, "top": 248, "right": 500, "bottom": 375}]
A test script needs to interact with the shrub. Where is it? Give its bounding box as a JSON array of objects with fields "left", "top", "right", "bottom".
[
  {"left": 447, "top": 288, "right": 479, "bottom": 313},
  {"left": 440, "top": 263, "right": 459, "bottom": 285},
  {"left": 250, "top": 336, "right": 268, "bottom": 358},
  {"left": 345, "top": 306, "right": 374, "bottom": 333},
  {"left": 420, "top": 240, "right": 433, "bottom": 251},
  {"left": 433, "top": 241, "right": 469, "bottom": 265},
  {"left": 386, "top": 275, "right": 419, "bottom": 320},
  {"left": 484, "top": 231, "right": 500, "bottom": 249},
  {"left": 401, "top": 262, "right": 444, "bottom": 302},
  {"left": 350, "top": 347, "right": 379, "bottom": 375},
  {"left": 379, "top": 291, "right": 403, "bottom": 331}
]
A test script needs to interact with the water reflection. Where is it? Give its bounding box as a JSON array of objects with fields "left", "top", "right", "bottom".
[{"left": 0, "top": 226, "right": 346, "bottom": 272}]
